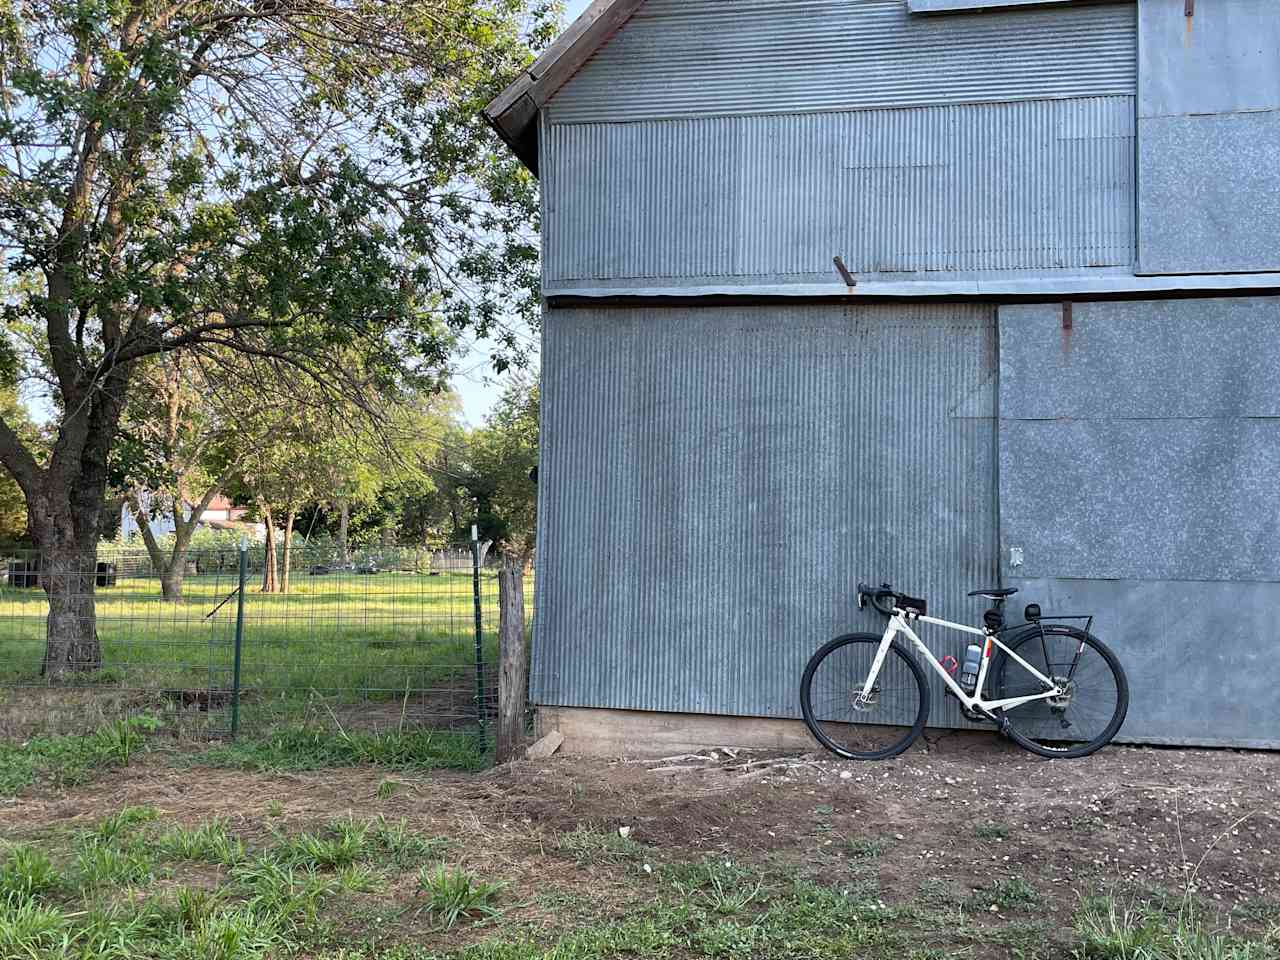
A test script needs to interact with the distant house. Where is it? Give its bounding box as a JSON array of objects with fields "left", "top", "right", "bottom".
[
  {"left": 121, "top": 492, "right": 264, "bottom": 541},
  {"left": 487, "top": 0, "right": 1280, "bottom": 754}
]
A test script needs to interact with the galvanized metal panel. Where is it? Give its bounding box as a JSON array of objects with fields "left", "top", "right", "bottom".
[
  {"left": 1138, "top": 0, "right": 1280, "bottom": 119},
  {"left": 1001, "top": 298, "right": 1280, "bottom": 419},
  {"left": 999, "top": 297, "right": 1280, "bottom": 583},
  {"left": 1136, "top": 0, "right": 1280, "bottom": 274},
  {"left": 547, "top": 0, "right": 1136, "bottom": 123},
  {"left": 544, "top": 97, "right": 1135, "bottom": 284},
  {"left": 1136, "top": 113, "right": 1280, "bottom": 275},
  {"left": 1007, "top": 577, "right": 1280, "bottom": 749},
  {"left": 533, "top": 303, "right": 999, "bottom": 730}
]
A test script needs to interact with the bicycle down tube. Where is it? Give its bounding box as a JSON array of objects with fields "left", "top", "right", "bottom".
[{"left": 861, "top": 613, "right": 1062, "bottom": 714}]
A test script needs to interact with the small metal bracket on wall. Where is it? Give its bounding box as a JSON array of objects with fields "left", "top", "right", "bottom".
[
  {"left": 1062, "top": 301, "right": 1073, "bottom": 331},
  {"left": 1185, "top": 0, "right": 1194, "bottom": 17},
  {"left": 832, "top": 256, "right": 857, "bottom": 289}
]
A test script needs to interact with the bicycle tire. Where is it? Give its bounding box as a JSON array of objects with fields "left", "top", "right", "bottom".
[
  {"left": 992, "top": 625, "right": 1128, "bottom": 759},
  {"left": 800, "top": 633, "right": 930, "bottom": 760}
]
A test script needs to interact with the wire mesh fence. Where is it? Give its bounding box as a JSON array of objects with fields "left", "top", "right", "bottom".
[{"left": 0, "top": 543, "right": 530, "bottom": 741}]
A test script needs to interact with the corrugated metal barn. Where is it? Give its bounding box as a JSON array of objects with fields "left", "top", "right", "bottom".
[{"left": 486, "top": 0, "right": 1280, "bottom": 754}]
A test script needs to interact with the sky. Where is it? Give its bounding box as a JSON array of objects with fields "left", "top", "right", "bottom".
[{"left": 448, "top": 2, "right": 592, "bottom": 424}]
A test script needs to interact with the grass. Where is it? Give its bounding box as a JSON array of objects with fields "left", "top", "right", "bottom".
[
  {"left": 970, "top": 876, "right": 1041, "bottom": 912},
  {"left": 367, "top": 816, "right": 453, "bottom": 867},
  {"left": 0, "top": 568, "right": 535, "bottom": 739},
  {"left": 189, "top": 725, "right": 490, "bottom": 773},
  {"left": 0, "top": 715, "right": 154, "bottom": 796},
  {"left": 0, "top": 845, "right": 61, "bottom": 900},
  {"left": 417, "top": 863, "right": 507, "bottom": 930},
  {"left": 557, "top": 825, "right": 652, "bottom": 866},
  {"left": 156, "top": 819, "right": 246, "bottom": 866},
  {"left": 1075, "top": 895, "right": 1275, "bottom": 959},
  {"left": 2, "top": 795, "right": 1273, "bottom": 960},
  {"left": 974, "top": 820, "right": 1011, "bottom": 840},
  {"left": 846, "top": 835, "right": 891, "bottom": 860}
]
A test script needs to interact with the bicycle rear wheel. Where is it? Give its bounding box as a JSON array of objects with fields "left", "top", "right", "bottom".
[
  {"left": 993, "top": 625, "right": 1128, "bottom": 759},
  {"left": 800, "top": 634, "right": 930, "bottom": 760}
]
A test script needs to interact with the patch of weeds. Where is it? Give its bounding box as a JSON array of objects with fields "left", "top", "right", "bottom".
[
  {"left": 188, "top": 726, "right": 488, "bottom": 774},
  {"left": 417, "top": 863, "right": 506, "bottom": 930},
  {"left": 971, "top": 876, "right": 1039, "bottom": 912},
  {"left": 233, "top": 856, "right": 336, "bottom": 929},
  {"left": 915, "top": 877, "right": 964, "bottom": 908},
  {"left": 691, "top": 916, "right": 762, "bottom": 958},
  {"left": 1075, "top": 894, "right": 1272, "bottom": 960},
  {"left": 846, "top": 835, "right": 890, "bottom": 860},
  {"left": 557, "top": 825, "right": 652, "bottom": 866},
  {"left": 974, "top": 820, "right": 1010, "bottom": 840},
  {"left": 376, "top": 778, "right": 402, "bottom": 800},
  {"left": 1232, "top": 896, "right": 1280, "bottom": 925},
  {"left": 664, "top": 859, "right": 763, "bottom": 917},
  {"left": 0, "top": 845, "right": 61, "bottom": 900},
  {"left": 172, "top": 885, "right": 225, "bottom": 930},
  {"left": 1068, "top": 814, "right": 1106, "bottom": 833},
  {"left": 337, "top": 864, "right": 381, "bottom": 893},
  {"left": 185, "top": 904, "right": 287, "bottom": 960},
  {"left": 156, "top": 818, "right": 246, "bottom": 866},
  {"left": 276, "top": 826, "right": 369, "bottom": 870},
  {"left": 76, "top": 899, "right": 173, "bottom": 955},
  {"left": 74, "top": 837, "right": 154, "bottom": 889},
  {"left": 266, "top": 799, "right": 284, "bottom": 818},
  {"left": 91, "top": 804, "right": 160, "bottom": 841},
  {"left": 368, "top": 815, "right": 452, "bottom": 867},
  {"left": 0, "top": 894, "right": 67, "bottom": 957},
  {"left": 0, "top": 715, "right": 156, "bottom": 796}
]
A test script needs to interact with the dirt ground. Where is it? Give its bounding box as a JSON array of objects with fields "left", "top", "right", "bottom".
[{"left": 3, "top": 736, "right": 1277, "bottom": 956}]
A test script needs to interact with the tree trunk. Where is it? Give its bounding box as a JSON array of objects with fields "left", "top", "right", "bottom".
[
  {"left": 39, "top": 541, "right": 101, "bottom": 677},
  {"left": 336, "top": 498, "right": 350, "bottom": 563},
  {"left": 27, "top": 489, "right": 105, "bottom": 678},
  {"left": 261, "top": 505, "right": 278, "bottom": 593},
  {"left": 280, "top": 508, "right": 296, "bottom": 594},
  {"left": 159, "top": 566, "right": 184, "bottom": 601},
  {"left": 130, "top": 493, "right": 187, "bottom": 601}
]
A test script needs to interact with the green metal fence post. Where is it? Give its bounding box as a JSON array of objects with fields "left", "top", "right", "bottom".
[
  {"left": 231, "top": 536, "right": 247, "bottom": 738},
  {"left": 472, "top": 524, "right": 486, "bottom": 746}
]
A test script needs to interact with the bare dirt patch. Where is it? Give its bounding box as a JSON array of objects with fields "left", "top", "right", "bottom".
[{"left": 2, "top": 737, "right": 1277, "bottom": 955}]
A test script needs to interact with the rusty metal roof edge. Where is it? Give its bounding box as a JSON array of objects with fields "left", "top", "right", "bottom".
[
  {"left": 484, "top": 0, "right": 647, "bottom": 174},
  {"left": 544, "top": 273, "right": 1280, "bottom": 304}
]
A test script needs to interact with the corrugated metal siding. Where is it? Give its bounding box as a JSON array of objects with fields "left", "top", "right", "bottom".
[
  {"left": 533, "top": 303, "right": 999, "bottom": 729},
  {"left": 547, "top": 0, "right": 1136, "bottom": 124},
  {"left": 544, "top": 97, "right": 1135, "bottom": 282}
]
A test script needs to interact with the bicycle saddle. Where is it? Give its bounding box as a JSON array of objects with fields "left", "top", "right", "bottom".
[{"left": 967, "top": 587, "right": 1018, "bottom": 599}]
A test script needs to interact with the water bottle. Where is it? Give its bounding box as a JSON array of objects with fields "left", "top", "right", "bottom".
[{"left": 960, "top": 644, "right": 982, "bottom": 693}]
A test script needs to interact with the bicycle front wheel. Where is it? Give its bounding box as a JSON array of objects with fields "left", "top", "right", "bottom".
[
  {"left": 993, "top": 625, "right": 1128, "bottom": 759},
  {"left": 800, "top": 634, "right": 930, "bottom": 760}
]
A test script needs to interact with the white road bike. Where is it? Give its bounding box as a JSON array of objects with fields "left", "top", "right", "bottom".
[{"left": 800, "top": 582, "right": 1129, "bottom": 760}]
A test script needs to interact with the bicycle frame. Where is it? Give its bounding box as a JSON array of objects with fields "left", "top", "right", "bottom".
[{"left": 862, "top": 610, "right": 1063, "bottom": 714}]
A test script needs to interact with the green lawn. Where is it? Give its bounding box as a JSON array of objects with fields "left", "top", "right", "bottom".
[{"left": 0, "top": 570, "right": 533, "bottom": 738}]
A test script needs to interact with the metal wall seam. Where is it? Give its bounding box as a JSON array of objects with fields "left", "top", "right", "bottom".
[
  {"left": 544, "top": 97, "right": 1136, "bottom": 283},
  {"left": 534, "top": 303, "right": 999, "bottom": 727},
  {"left": 547, "top": 0, "right": 1136, "bottom": 124}
]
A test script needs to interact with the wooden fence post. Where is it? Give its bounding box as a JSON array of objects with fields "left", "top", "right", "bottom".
[{"left": 495, "top": 561, "right": 527, "bottom": 764}]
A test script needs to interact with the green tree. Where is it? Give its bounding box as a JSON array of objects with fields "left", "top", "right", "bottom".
[
  {"left": 0, "top": 1, "right": 549, "bottom": 674},
  {"left": 0, "top": 386, "right": 37, "bottom": 546},
  {"left": 466, "top": 376, "right": 538, "bottom": 564},
  {"left": 115, "top": 352, "right": 243, "bottom": 599}
]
